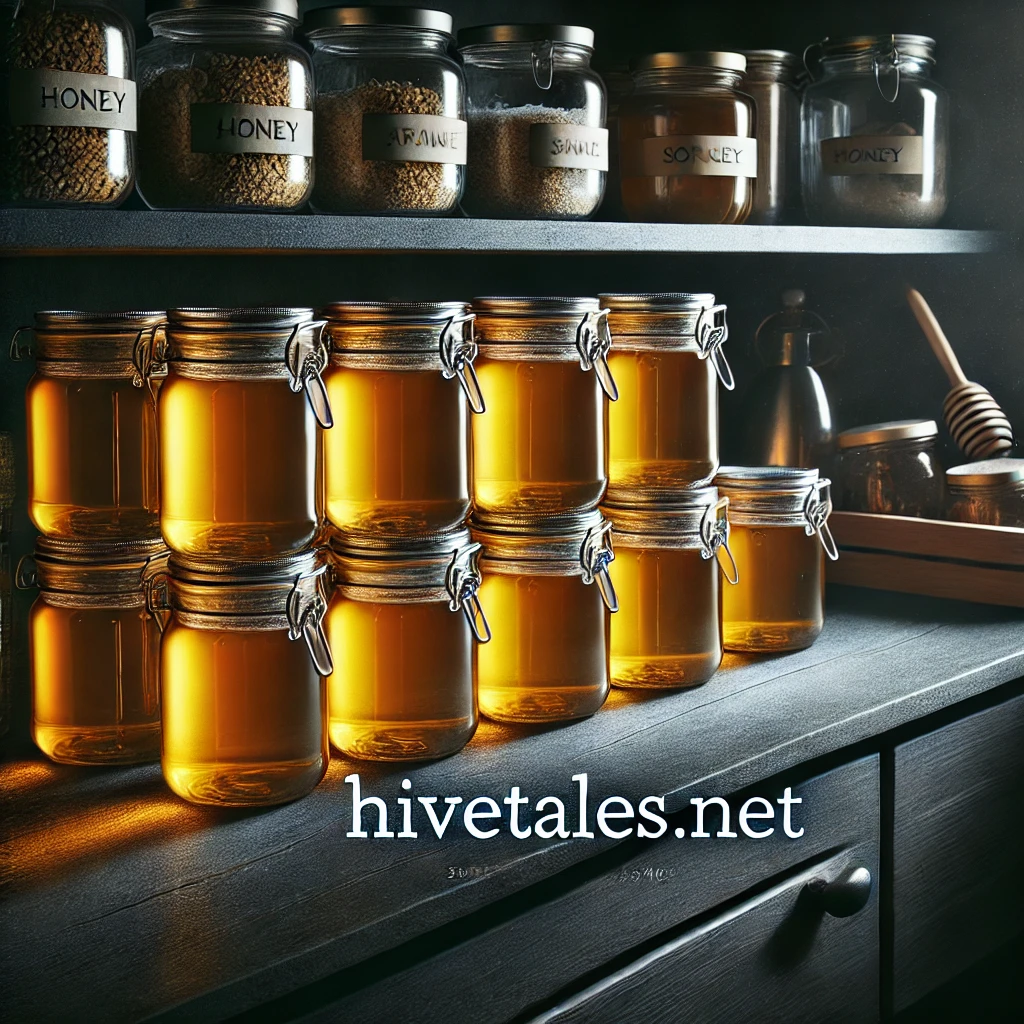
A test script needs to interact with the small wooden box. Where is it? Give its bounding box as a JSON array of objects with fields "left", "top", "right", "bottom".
[{"left": 827, "top": 511, "right": 1024, "bottom": 608}]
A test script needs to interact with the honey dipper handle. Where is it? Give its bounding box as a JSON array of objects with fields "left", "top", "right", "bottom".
[{"left": 906, "top": 287, "right": 968, "bottom": 387}]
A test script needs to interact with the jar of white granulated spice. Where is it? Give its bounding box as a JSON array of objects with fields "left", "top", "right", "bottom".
[{"left": 458, "top": 23, "right": 607, "bottom": 220}]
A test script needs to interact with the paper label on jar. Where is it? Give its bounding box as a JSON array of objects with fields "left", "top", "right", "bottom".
[
  {"left": 361, "top": 114, "right": 468, "bottom": 164},
  {"left": 630, "top": 135, "right": 757, "bottom": 177},
  {"left": 529, "top": 124, "right": 609, "bottom": 170},
  {"left": 8, "top": 70, "right": 137, "bottom": 130},
  {"left": 820, "top": 135, "right": 925, "bottom": 175},
  {"left": 190, "top": 103, "right": 313, "bottom": 156}
]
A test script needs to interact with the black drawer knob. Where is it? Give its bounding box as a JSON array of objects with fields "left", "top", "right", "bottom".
[{"left": 805, "top": 865, "right": 873, "bottom": 918}]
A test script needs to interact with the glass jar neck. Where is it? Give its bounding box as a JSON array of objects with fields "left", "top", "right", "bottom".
[
  {"left": 634, "top": 66, "right": 743, "bottom": 92},
  {"left": 461, "top": 41, "right": 593, "bottom": 71},
  {"left": 308, "top": 26, "right": 451, "bottom": 56},
  {"left": 148, "top": 9, "right": 296, "bottom": 42},
  {"left": 820, "top": 53, "right": 933, "bottom": 78}
]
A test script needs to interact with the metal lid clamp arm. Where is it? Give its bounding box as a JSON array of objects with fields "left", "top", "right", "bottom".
[
  {"left": 695, "top": 303, "right": 735, "bottom": 390},
  {"left": 700, "top": 496, "right": 740, "bottom": 585},
  {"left": 287, "top": 571, "right": 334, "bottom": 676},
  {"left": 9, "top": 326, "right": 34, "bottom": 361},
  {"left": 804, "top": 479, "right": 840, "bottom": 561},
  {"left": 577, "top": 308, "right": 619, "bottom": 401},
  {"left": 580, "top": 519, "right": 619, "bottom": 612},
  {"left": 440, "top": 313, "right": 486, "bottom": 414},
  {"left": 446, "top": 542, "right": 491, "bottom": 643},
  {"left": 285, "top": 319, "right": 334, "bottom": 429},
  {"left": 132, "top": 322, "right": 168, "bottom": 402}
]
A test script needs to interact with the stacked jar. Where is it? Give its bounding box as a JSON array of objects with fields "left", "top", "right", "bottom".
[
  {"left": 599, "top": 294, "right": 737, "bottom": 689},
  {"left": 319, "top": 302, "right": 490, "bottom": 760}
]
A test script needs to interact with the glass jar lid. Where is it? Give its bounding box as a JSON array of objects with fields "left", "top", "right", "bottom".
[
  {"left": 838, "top": 419, "right": 938, "bottom": 449},
  {"left": 303, "top": 5, "right": 452, "bottom": 34},
  {"left": 738, "top": 49, "right": 800, "bottom": 82},
  {"left": 457, "top": 24, "right": 594, "bottom": 48},
  {"left": 632, "top": 51, "right": 746, "bottom": 73},
  {"left": 18, "top": 537, "right": 169, "bottom": 597},
  {"left": 820, "top": 34, "right": 935, "bottom": 62},
  {"left": 148, "top": 0, "right": 300, "bottom": 22},
  {"left": 946, "top": 458, "right": 1024, "bottom": 490}
]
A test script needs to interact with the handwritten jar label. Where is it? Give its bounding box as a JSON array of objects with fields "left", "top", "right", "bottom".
[
  {"left": 190, "top": 103, "right": 313, "bottom": 156},
  {"left": 529, "top": 124, "right": 609, "bottom": 171},
  {"left": 8, "top": 70, "right": 137, "bottom": 130},
  {"left": 821, "top": 135, "right": 925, "bottom": 175},
  {"left": 361, "top": 114, "right": 468, "bottom": 164},
  {"left": 629, "top": 135, "right": 757, "bottom": 177}
]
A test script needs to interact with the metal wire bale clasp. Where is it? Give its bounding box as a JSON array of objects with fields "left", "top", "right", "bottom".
[
  {"left": 576, "top": 308, "right": 619, "bottom": 401},
  {"left": 143, "top": 560, "right": 173, "bottom": 634},
  {"left": 873, "top": 36, "right": 901, "bottom": 103},
  {"left": 287, "top": 571, "right": 334, "bottom": 676},
  {"left": 131, "top": 321, "right": 168, "bottom": 399},
  {"left": 531, "top": 39, "right": 555, "bottom": 90},
  {"left": 804, "top": 478, "right": 840, "bottom": 561},
  {"left": 700, "top": 496, "right": 739, "bottom": 585},
  {"left": 15, "top": 553, "right": 37, "bottom": 590},
  {"left": 446, "top": 542, "right": 491, "bottom": 643},
  {"left": 580, "top": 519, "right": 619, "bottom": 612},
  {"left": 695, "top": 303, "right": 735, "bottom": 390},
  {"left": 9, "top": 326, "right": 34, "bottom": 361},
  {"left": 285, "top": 319, "right": 333, "bottom": 428},
  {"left": 440, "top": 312, "right": 486, "bottom": 414}
]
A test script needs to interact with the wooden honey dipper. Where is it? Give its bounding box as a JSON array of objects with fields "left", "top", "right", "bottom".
[{"left": 906, "top": 287, "right": 1014, "bottom": 460}]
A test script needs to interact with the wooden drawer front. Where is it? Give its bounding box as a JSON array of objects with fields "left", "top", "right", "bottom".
[
  {"left": 529, "top": 845, "right": 878, "bottom": 1024},
  {"left": 301, "top": 756, "right": 878, "bottom": 1024},
  {"left": 893, "top": 691, "right": 1024, "bottom": 1012}
]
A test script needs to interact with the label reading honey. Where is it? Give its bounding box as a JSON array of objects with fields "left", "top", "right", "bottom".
[
  {"left": 190, "top": 103, "right": 313, "bottom": 156},
  {"left": 361, "top": 114, "right": 468, "bottom": 164},
  {"left": 631, "top": 135, "right": 758, "bottom": 177},
  {"left": 529, "top": 124, "right": 609, "bottom": 170},
  {"left": 8, "top": 70, "right": 137, "bottom": 130},
  {"left": 820, "top": 135, "right": 925, "bottom": 175}
]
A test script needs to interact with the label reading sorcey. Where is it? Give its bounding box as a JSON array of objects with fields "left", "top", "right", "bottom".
[
  {"left": 190, "top": 103, "right": 313, "bottom": 156},
  {"left": 8, "top": 70, "right": 137, "bottom": 130},
  {"left": 633, "top": 135, "right": 758, "bottom": 177},
  {"left": 529, "top": 124, "right": 609, "bottom": 171},
  {"left": 821, "top": 135, "right": 925, "bottom": 175},
  {"left": 361, "top": 114, "right": 468, "bottom": 164}
]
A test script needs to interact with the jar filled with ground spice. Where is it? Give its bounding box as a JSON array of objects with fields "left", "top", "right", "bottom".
[
  {"left": 802, "top": 35, "right": 947, "bottom": 227},
  {"left": 459, "top": 23, "right": 607, "bottom": 220},
  {"left": 305, "top": 6, "right": 466, "bottom": 216},
  {"left": 619, "top": 52, "right": 755, "bottom": 224},
  {"left": 1, "top": 0, "right": 136, "bottom": 206},
  {"left": 136, "top": 0, "right": 313, "bottom": 211},
  {"left": 946, "top": 459, "right": 1024, "bottom": 528}
]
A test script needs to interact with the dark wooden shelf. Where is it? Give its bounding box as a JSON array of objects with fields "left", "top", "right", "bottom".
[
  {"left": 3, "top": 587, "right": 1024, "bottom": 1021},
  {"left": 0, "top": 208, "right": 1007, "bottom": 256}
]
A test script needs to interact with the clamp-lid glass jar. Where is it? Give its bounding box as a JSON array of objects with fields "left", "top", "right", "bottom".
[
  {"left": 600, "top": 293, "right": 733, "bottom": 499},
  {"left": 459, "top": 23, "right": 607, "bottom": 220},
  {"left": 327, "top": 528, "right": 489, "bottom": 762},
  {"left": 471, "top": 296, "right": 617, "bottom": 523},
  {"left": 801, "top": 35, "right": 947, "bottom": 227},
  {"left": 1, "top": 0, "right": 136, "bottom": 207},
  {"left": 13, "top": 310, "right": 165, "bottom": 540},
  {"left": 716, "top": 467, "right": 838, "bottom": 652},
  {"left": 156, "top": 549, "right": 332, "bottom": 806},
  {"left": 19, "top": 536, "right": 167, "bottom": 765},
  {"left": 137, "top": 0, "right": 313, "bottom": 211},
  {"left": 305, "top": 6, "right": 466, "bottom": 215},
  {"left": 619, "top": 52, "right": 756, "bottom": 224},
  {"left": 837, "top": 418, "right": 945, "bottom": 518},
  {"left": 946, "top": 459, "right": 1024, "bottom": 528},
  {"left": 473, "top": 510, "right": 617, "bottom": 723},
  {"left": 159, "top": 307, "right": 332, "bottom": 560},
  {"left": 321, "top": 301, "right": 482, "bottom": 542},
  {"left": 604, "top": 489, "right": 737, "bottom": 689}
]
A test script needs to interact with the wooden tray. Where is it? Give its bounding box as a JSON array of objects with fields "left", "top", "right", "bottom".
[{"left": 827, "top": 511, "right": 1024, "bottom": 608}]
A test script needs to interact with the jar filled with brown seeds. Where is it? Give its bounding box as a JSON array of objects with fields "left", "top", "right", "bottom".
[
  {"left": 137, "top": 0, "right": 313, "bottom": 211},
  {"left": 1, "top": 0, "right": 136, "bottom": 207}
]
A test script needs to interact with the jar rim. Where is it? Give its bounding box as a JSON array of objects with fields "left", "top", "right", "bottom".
[
  {"left": 321, "top": 301, "right": 469, "bottom": 324},
  {"left": 168, "top": 548, "right": 325, "bottom": 584},
  {"left": 168, "top": 307, "right": 315, "bottom": 330},
  {"left": 946, "top": 458, "right": 1024, "bottom": 488},
  {"left": 147, "top": 0, "right": 298, "bottom": 22},
  {"left": 457, "top": 23, "right": 593, "bottom": 49},
  {"left": 599, "top": 293, "right": 716, "bottom": 312},
  {"left": 631, "top": 51, "right": 746, "bottom": 74},
  {"left": 837, "top": 419, "right": 938, "bottom": 449},
  {"left": 33, "top": 311, "right": 166, "bottom": 330},
  {"left": 302, "top": 5, "right": 451, "bottom": 35},
  {"left": 737, "top": 49, "right": 800, "bottom": 81},
  {"left": 820, "top": 34, "right": 935, "bottom": 63},
  {"left": 472, "top": 296, "right": 601, "bottom": 317}
]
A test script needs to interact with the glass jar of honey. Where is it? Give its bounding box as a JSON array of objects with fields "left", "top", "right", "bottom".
[
  {"left": 159, "top": 307, "right": 333, "bottom": 560},
  {"left": 946, "top": 459, "right": 1024, "bottom": 528},
  {"left": 604, "top": 489, "right": 737, "bottom": 689},
  {"left": 327, "top": 528, "right": 489, "bottom": 762},
  {"left": 18, "top": 536, "right": 167, "bottom": 764},
  {"left": 471, "top": 296, "right": 618, "bottom": 524},
  {"left": 600, "top": 293, "right": 733, "bottom": 500},
  {"left": 321, "top": 301, "right": 482, "bottom": 542},
  {"left": 716, "top": 467, "right": 838, "bottom": 652},
  {"left": 156, "top": 549, "right": 332, "bottom": 807},
  {"left": 13, "top": 310, "right": 165, "bottom": 540},
  {"left": 473, "top": 510, "right": 617, "bottom": 723},
  {"left": 619, "top": 51, "right": 755, "bottom": 223}
]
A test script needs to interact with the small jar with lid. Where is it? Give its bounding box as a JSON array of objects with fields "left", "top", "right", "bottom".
[
  {"left": 946, "top": 459, "right": 1024, "bottom": 528},
  {"left": 604, "top": 489, "right": 737, "bottom": 689},
  {"left": 619, "top": 52, "right": 756, "bottom": 224},
  {"left": 136, "top": 0, "right": 313, "bottom": 212},
  {"left": 1, "top": 0, "right": 136, "bottom": 207},
  {"left": 159, "top": 307, "right": 333, "bottom": 561},
  {"left": 471, "top": 296, "right": 617, "bottom": 523},
  {"left": 473, "top": 511, "right": 617, "bottom": 723},
  {"left": 801, "top": 35, "right": 948, "bottom": 227},
  {"left": 739, "top": 50, "right": 801, "bottom": 225},
  {"left": 13, "top": 310, "right": 165, "bottom": 540},
  {"left": 321, "top": 301, "right": 482, "bottom": 542},
  {"left": 716, "top": 467, "right": 838, "bottom": 652},
  {"left": 837, "top": 419, "right": 945, "bottom": 518},
  {"left": 156, "top": 549, "right": 332, "bottom": 807},
  {"left": 306, "top": 6, "right": 466, "bottom": 215},
  {"left": 459, "top": 23, "right": 607, "bottom": 220},
  {"left": 327, "top": 529, "right": 489, "bottom": 761},
  {"left": 600, "top": 293, "right": 733, "bottom": 499},
  {"left": 18, "top": 537, "right": 167, "bottom": 765}
]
